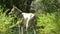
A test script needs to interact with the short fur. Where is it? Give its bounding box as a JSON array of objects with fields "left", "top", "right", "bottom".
[{"left": 9, "top": 5, "right": 37, "bottom": 34}]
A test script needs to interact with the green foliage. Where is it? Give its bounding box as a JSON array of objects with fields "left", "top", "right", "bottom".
[
  {"left": 0, "top": 6, "right": 22, "bottom": 34},
  {"left": 0, "top": 0, "right": 60, "bottom": 34},
  {"left": 41, "top": 0, "right": 60, "bottom": 13},
  {"left": 35, "top": 0, "right": 60, "bottom": 34},
  {"left": 0, "top": 0, "right": 33, "bottom": 12},
  {"left": 37, "top": 12, "right": 60, "bottom": 34},
  {"left": 37, "top": 13, "right": 55, "bottom": 26}
]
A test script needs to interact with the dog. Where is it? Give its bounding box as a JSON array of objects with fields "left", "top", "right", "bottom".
[{"left": 9, "top": 5, "right": 37, "bottom": 34}]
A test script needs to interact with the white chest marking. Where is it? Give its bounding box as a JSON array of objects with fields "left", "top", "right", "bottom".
[
  {"left": 22, "top": 13, "right": 35, "bottom": 28},
  {"left": 22, "top": 13, "right": 34, "bottom": 19}
]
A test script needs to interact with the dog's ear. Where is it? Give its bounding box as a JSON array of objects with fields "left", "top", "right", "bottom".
[
  {"left": 9, "top": 7, "right": 14, "bottom": 15},
  {"left": 9, "top": 5, "right": 23, "bottom": 15},
  {"left": 13, "top": 5, "right": 22, "bottom": 13}
]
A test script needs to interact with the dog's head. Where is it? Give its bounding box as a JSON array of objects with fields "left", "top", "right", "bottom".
[{"left": 9, "top": 5, "right": 23, "bottom": 18}]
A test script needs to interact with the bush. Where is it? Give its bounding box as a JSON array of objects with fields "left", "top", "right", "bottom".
[
  {"left": 37, "top": 13, "right": 59, "bottom": 34},
  {"left": 0, "top": 6, "right": 22, "bottom": 34}
]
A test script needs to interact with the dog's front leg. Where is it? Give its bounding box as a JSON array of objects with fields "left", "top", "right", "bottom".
[{"left": 21, "top": 26, "right": 24, "bottom": 34}]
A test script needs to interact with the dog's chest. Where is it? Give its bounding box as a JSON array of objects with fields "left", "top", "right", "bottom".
[
  {"left": 22, "top": 13, "right": 34, "bottom": 20},
  {"left": 22, "top": 13, "right": 35, "bottom": 26}
]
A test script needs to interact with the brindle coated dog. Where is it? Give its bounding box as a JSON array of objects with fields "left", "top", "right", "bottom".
[{"left": 9, "top": 5, "right": 37, "bottom": 34}]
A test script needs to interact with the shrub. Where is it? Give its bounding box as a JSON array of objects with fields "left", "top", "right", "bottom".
[
  {"left": 0, "top": 6, "right": 22, "bottom": 34},
  {"left": 37, "top": 13, "right": 58, "bottom": 34}
]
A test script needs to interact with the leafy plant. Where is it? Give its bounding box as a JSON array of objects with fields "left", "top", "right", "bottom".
[
  {"left": 37, "top": 13, "right": 58, "bottom": 34},
  {"left": 0, "top": 6, "right": 23, "bottom": 34}
]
